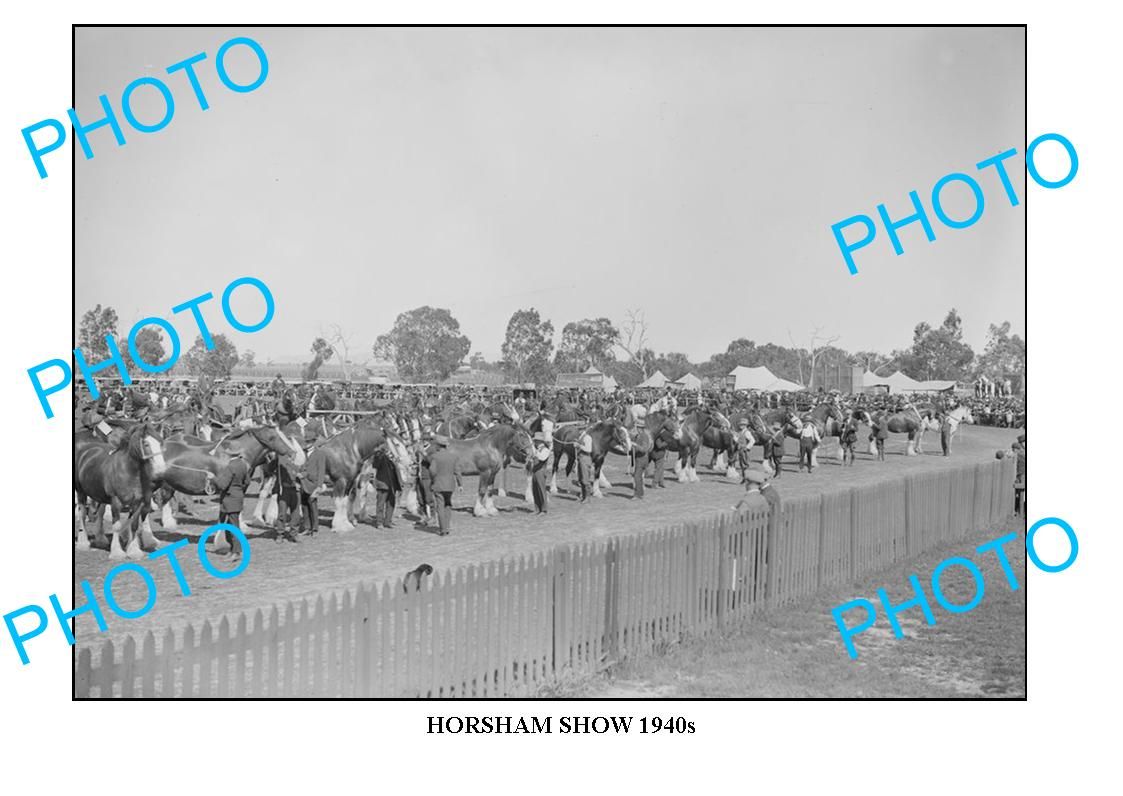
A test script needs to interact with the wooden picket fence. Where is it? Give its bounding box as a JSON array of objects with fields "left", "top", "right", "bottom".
[{"left": 75, "top": 456, "right": 1016, "bottom": 698}]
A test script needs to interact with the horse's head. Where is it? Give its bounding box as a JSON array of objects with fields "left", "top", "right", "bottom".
[
  {"left": 507, "top": 425, "right": 535, "bottom": 463},
  {"left": 252, "top": 425, "right": 308, "bottom": 466},
  {"left": 651, "top": 412, "right": 683, "bottom": 443},
  {"left": 607, "top": 419, "right": 632, "bottom": 453},
  {"left": 128, "top": 423, "right": 167, "bottom": 478}
]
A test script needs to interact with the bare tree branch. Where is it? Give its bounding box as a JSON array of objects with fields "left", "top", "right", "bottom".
[
  {"left": 319, "top": 323, "right": 365, "bottom": 382},
  {"left": 618, "top": 308, "right": 652, "bottom": 378}
]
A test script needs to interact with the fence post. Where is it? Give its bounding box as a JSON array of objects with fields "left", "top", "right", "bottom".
[
  {"left": 717, "top": 517, "right": 729, "bottom": 625},
  {"left": 604, "top": 538, "right": 619, "bottom": 662},
  {"left": 904, "top": 476, "right": 914, "bottom": 559},
  {"left": 849, "top": 487, "right": 859, "bottom": 581},
  {"left": 817, "top": 493, "right": 828, "bottom": 591},
  {"left": 552, "top": 546, "right": 570, "bottom": 676},
  {"left": 764, "top": 508, "right": 779, "bottom": 607}
]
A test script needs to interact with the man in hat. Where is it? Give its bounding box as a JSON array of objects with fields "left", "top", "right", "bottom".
[
  {"left": 936, "top": 411, "right": 952, "bottom": 457},
  {"left": 371, "top": 442, "right": 403, "bottom": 529},
  {"left": 631, "top": 417, "right": 652, "bottom": 499},
  {"left": 874, "top": 414, "right": 889, "bottom": 461},
  {"left": 212, "top": 449, "right": 251, "bottom": 560},
  {"left": 734, "top": 467, "right": 769, "bottom": 513},
  {"left": 576, "top": 427, "right": 595, "bottom": 500},
  {"left": 840, "top": 416, "right": 859, "bottom": 466},
  {"left": 415, "top": 436, "right": 436, "bottom": 524},
  {"left": 798, "top": 417, "right": 821, "bottom": 473},
  {"left": 736, "top": 417, "right": 755, "bottom": 481},
  {"left": 767, "top": 422, "right": 786, "bottom": 477},
  {"left": 427, "top": 435, "right": 461, "bottom": 536},
  {"left": 530, "top": 432, "right": 552, "bottom": 513}
]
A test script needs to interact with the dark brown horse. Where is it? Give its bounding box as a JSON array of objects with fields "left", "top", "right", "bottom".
[
  {"left": 74, "top": 423, "right": 167, "bottom": 559},
  {"left": 300, "top": 421, "right": 413, "bottom": 531},
  {"left": 699, "top": 409, "right": 741, "bottom": 480},
  {"left": 868, "top": 405, "right": 938, "bottom": 456},
  {"left": 155, "top": 425, "right": 306, "bottom": 530},
  {"left": 444, "top": 424, "right": 534, "bottom": 517},
  {"left": 667, "top": 406, "right": 721, "bottom": 483},
  {"left": 548, "top": 419, "right": 632, "bottom": 496}
]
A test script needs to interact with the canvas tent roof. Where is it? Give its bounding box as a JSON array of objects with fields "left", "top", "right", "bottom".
[
  {"left": 863, "top": 370, "right": 957, "bottom": 393},
  {"left": 637, "top": 370, "right": 669, "bottom": 388},
  {"left": 673, "top": 372, "right": 703, "bottom": 390},
  {"left": 727, "top": 365, "right": 804, "bottom": 392}
]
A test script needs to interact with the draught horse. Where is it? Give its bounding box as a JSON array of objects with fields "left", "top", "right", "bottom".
[
  {"left": 699, "top": 409, "right": 741, "bottom": 480},
  {"left": 300, "top": 421, "right": 414, "bottom": 532},
  {"left": 155, "top": 425, "right": 306, "bottom": 531},
  {"left": 547, "top": 419, "right": 632, "bottom": 497},
  {"left": 444, "top": 424, "right": 534, "bottom": 517},
  {"left": 868, "top": 405, "right": 939, "bottom": 456},
  {"left": 74, "top": 423, "right": 167, "bottom": 560},
  {"left": 668, "top": 406, "right": 722, "bottom": 483}
]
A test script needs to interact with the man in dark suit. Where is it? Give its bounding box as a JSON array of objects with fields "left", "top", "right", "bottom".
[
  {"left": 213, "top": 449, "right": 251, "bottom": 560},
  {"left": 371, "top": 446, "right": 403, "bottom": 528},
  {"left": 631, "top": 418, "right": 652, "bottom": 499},
  {"left": 427, "top": 436, "right": 462, "bottom": 536}
]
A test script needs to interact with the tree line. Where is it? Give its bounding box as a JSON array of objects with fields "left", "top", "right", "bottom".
[{"left": 77, "top": 303, "right": 1024, "bottom": 393}]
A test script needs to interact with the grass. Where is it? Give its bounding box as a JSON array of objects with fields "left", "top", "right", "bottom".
[{"left": 564, "top": 516, "right": 1026, "bottom": 699}]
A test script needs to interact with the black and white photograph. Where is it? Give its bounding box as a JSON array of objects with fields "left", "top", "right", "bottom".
[{"left": 70, "top": 26, "right": 1026, "bottom": 699}]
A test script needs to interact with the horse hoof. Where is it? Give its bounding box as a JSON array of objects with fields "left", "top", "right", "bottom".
[
  {"left": 76, "top": 537, "right": 91, "bottom": 552},
  {"left": 332, "top": 521, "right": 355, "bottom": 533},
  {"left": 108, "top": 549, "right": 127, "bottom": 562},
  {"left": 549, "top": 487, "right": 559, "bottom": 495},
  {"left": 486, "top": 506, "right": 499, "bottom": 516},
  {"left": 726, "top": 468, "right": 740, "bottom": 481},
  {"left": 473, "top": 506, "right": 488, "bottom": 518},
  {"left": 496, "top": 488, "right": 507, "bottom": 498}
]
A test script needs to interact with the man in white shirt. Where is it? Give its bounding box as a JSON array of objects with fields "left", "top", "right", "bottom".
[
  {"left": 576, "top": 428, "right": 594, "bottom": 502},
  {"left": 799, "top": 420, "right": 821, "bottom": 473},
  {"left": 530, "top": 432, "right": 552, "bottom": 514}
]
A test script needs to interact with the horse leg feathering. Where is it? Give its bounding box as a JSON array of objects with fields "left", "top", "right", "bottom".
[
  {"left": 108, "top": 520, "right": 127, "bottom": 561},
  {"left": 74, "top": 503, "right": 91, "bottom": 551},
  {"left": 252, "top": 475, "right": 276, "bottom": 522},
  {"left": 161, "top": 500, "right": 178, "bottom": 530},
  {"left": 403, "top": 486, "right": 419, "bottom": 516},
  {"left": 331, "top": 494, "right": 355, "bottom": 532}
]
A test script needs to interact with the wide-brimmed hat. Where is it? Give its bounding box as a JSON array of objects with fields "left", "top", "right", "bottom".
[
  {"left": 738, "top": 418, "right": 749, "bottom": 427},
  {"left": 434, "top": 435, "right": 450, "bottom": 447},
  {"left": 533, "top": 431, "right": 547, "bottom": 443},
  {"left": 744, "top": 467, "right": 766, "bottom": 485},
  {"left": 635, "top": 418, "right": 646, "bottom": 427},
  {"left": 1017, "top": 433, "right": 1026, "bottom": 443}
]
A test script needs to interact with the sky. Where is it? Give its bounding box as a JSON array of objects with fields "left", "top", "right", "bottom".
[{"left": 75, "top": 26, "right": 1025, "bottom": 365}]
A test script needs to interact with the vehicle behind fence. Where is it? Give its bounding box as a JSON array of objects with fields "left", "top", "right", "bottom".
[{"left": 76, "top": 456, "right": 1016, "bottom": 698}]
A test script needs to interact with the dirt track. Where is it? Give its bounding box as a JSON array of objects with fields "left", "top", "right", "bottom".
[{"left": 73, "top": 425, "right": 1022, "bottom": 653}]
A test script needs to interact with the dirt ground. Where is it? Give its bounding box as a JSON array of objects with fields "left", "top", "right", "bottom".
[
  {"left": 73, "top": 425, "right": 1022, "bottom": 655},
  {"left": 564, "top": 515, "right": 1026, "bottom": 698}
]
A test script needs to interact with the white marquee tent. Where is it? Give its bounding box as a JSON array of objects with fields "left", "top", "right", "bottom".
[
  {"left": 673, "top": 372, "right": 703, "bottom": 390},
  {"left": 637, "top": 370, "right": 670, "bottom": 389},
  {"left": 727, "top": 365, "right": 804, "bottom": 392}
]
